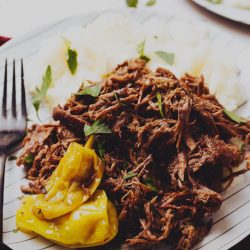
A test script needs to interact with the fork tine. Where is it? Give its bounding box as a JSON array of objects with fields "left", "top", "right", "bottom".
[
  {"left": 21, "top": 59, "right": 27, "bottom": 118},
  {"left": 12, "top": 59, "right": 17, "bottom": 118},
  {"left": 2, "top": 59, "right": 7, "bottom": 117}
]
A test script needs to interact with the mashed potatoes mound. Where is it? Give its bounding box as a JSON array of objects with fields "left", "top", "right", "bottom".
[{"left": 26, "top": 13, "right": 250, "bottom": 114}]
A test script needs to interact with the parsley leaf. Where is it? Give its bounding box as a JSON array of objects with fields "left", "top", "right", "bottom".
[
  {"left": 113, "top": 92, "right": 128, "bottom": 107},
  {"left": 144, "top": 178, "right": 158, "bottom": 192},
  {"left": 114, "top": 92, "right": 119, "bottom": 101},
  {"left": 64, "top": 38, "right": 78, "bottom": 74},
  {"left": 12, "top": 229, "right": 19, "bottom": 233},
  {"left": 24, "top": 154, "right": 34, "bottom": 164},
  {"left": 126, "top": 0, "right": 138, "bottom": 8},
  {"left": 208, "top": 0, "right": 222, "bottom": 4},
  {"left": 123, "top": 172, "right": 138, "bottom": 180},
  {"left": 156, "top": 93, "right": 163, "bottom": 117},
  {"left": 146, "top": 0, "right": 157, "bottom": 6},
  {"left": 17, "top": 195, "right": 24, "bottom": 200},
  {"left": 155, "top": 51, "right": 175, "bottom": 65},
  {"left": 32, "top": 65, "right": 53, "bottom": 115},
  {"left": 224, "top": 109, "right": 247, "bottom": 124},
  {"left": 84, "top": 120, "right": 112, "bottom": 137},
  {"left": 137, "top": 40, "right": 150, "bottom": 62},
  {"left": 26, "top": 117, "right": 33, "bottom": 122},
  {"left": 75, "top": 82, "right": 101, "bottom": 97},
  {"left": 96, "top": 140, "right": 105, "bottom": 159},
  {"left": 67, "top": 49, "right": 78, "bottom": 74},
  {"left": 241, "top": 143, "right": 246, "bottom": 152},
  {"left": 8, "top": 155, "right": 17, "bottom": 161}
]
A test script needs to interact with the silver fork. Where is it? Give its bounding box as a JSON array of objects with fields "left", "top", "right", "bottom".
[{"left": 0, "top": 59, "right": 27, "bottom": 245}]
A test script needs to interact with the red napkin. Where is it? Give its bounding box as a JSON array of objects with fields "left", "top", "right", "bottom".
[{"left": 0, "top": 36, "right": 11, "bottom": 46}]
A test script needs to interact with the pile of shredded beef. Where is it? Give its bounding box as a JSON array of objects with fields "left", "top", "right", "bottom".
[{"left": 17, "top": 59, "right": 250, "bottom": 250}]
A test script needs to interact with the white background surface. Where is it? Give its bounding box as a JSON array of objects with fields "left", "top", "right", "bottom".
[{"left": 0, "top": 0, "right": 249, "bottom": 38}]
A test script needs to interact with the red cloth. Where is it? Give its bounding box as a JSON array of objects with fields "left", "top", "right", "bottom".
[{"left": 0, "top": 36, "right": 11, "bottom": 46}]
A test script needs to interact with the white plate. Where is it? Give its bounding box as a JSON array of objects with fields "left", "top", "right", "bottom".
[
  {"left": 193, "top": 0, "right": 250, "bottom": 25},
  {"left": 0, "top": 10, "right": 249, "bottom": 250}
]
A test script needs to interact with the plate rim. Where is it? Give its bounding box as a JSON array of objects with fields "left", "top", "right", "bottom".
[{"left": 192, "top": 0, "right": 250, "bottom": 25}]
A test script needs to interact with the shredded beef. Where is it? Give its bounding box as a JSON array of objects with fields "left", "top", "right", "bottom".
[
  {"left": 17, "top": 123, "right": 81, "bottom": 193},
  {"left": 17, "top": 59, "right": 250, "bottom": 249}
]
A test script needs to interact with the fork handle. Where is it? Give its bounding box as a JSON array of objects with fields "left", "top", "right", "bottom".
[{"left": 0, "top": 151, "right": 6, "bottom": 244}]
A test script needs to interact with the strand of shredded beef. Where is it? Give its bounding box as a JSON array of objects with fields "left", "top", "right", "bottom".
[{"left": 17, "top": 59, "right": 250, "bottom": 250}]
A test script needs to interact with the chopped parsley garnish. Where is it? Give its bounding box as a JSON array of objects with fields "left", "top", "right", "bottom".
[
  {"left": 137, "top": 40, "right": 150, "bottom": 62},
  {"left": 208, "top": 0, "right": 222, "bottom": 4},
  {"left": 156, "top": 92, "right": 163, "bottom": 117},
  {"left": 146, "top": 0, "right": 157, "bottom": 6},
  {"left": 17, "top": 195, "right": 24, "bottom": 200},
  {"left": 32, "top": 65, "right": 53, "bottom": 116},
  {"left": 102, "top": 72, "right": 111, "bottom": 78},
  {"left": 64, "top": 38, "right": 78, "bottom": 74},
  {"left": 26, "top": 117, "right": 33, "bottom": 122},
  {"left": 126, "top": 0, "right": 138, "bottom": 8},
  {"left": 96, "top": 140, "right": 105, "bottom": 159},
  {"left": 155, "top": 50, "right": 175, "bottom": 65},
  {"left": 24, "top": 154, "right": 34, "bottom": 164},
  {"left": 241, "top": 143, "right": 246, "bottom": 152},
  {"left": 8, "top": 155, "right": 17, "bottom": 161},
  {"left": 114, "top": 92, "right": 119, "bottom": 101},
  {"left": 123, "top": 172, "right": 138, "bottom": 180},
  {"left": 224, "top": 109, "right": 247, "bottom": 124},
  {"left": 113, "top": 92, "right": 128, "bottom": 107},
  {"left": 12, "top": 229, "right": 19, "bottom": 233},
  {"left": 144, "top": 177, "right": 158, "bottom": 192},
  {"left": 75, "top": 82, "right": 101, "bottom": 97},
  {"left": 84, "top": 120, "right": 112, "bottom": 137}
]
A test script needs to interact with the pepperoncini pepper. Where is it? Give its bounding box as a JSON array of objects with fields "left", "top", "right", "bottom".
[
  {"left": 16, "top": 136, "right": 118, "bottom": 248},
  {"left": 16, "top": 190, "right": 118, "bottom": 248},
  {"left": 33, "top": 136, "right": 103, "bottom": 219}
]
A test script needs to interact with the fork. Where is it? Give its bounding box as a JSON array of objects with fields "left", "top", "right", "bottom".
[{"left": 0, "top": 59, "right": 27, "bottom": 245}]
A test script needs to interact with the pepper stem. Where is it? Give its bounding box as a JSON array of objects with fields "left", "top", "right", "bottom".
[{"left": 85, "top": 135, "right": 95, "bottom": 148}]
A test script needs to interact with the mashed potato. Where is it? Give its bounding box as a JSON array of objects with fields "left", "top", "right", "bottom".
[{"left": 26, "top": 13, "right": 250, "bottom": 114}]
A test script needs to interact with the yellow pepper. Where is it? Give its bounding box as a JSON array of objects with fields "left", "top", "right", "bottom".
[
  {"left": 16, "top": 137, "right": 119, "bottom": 247},
  {"left": 33, "top": 136, "right": 104, "bottom": 219},
  {"left": 16, "top": 190, "right": 118, "bottom": 248}
]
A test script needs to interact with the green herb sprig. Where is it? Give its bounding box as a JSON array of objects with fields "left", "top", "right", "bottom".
[
  {"left": 24, "top": 154, "right": 34, "bottom": 164},
  {"left": 224, "top": 109, "right": 247, "bottom": 124},
  {"left": 113, "top": 92, "right": 128, "bottom": 107},
  {"left": 32, "top": 65, "right": 53, "bottom": 116},
  {"left": 8, "top": 155, "right": 17, "bottom": 161},
  {"left": 137, "top": 40, "right": 150, "bottom": 62},
  {"left": 156, "top": 51, "right": 175, "bottom": 65},
  {"left": 126, "top": 0, "right": 138, "bottom": 7},
  {"left": 84, "top": 120, "right": 112, "bottom": 137},
  {"left": 96, "top": 140, "right": 105, "bottom": 159},
  {"left": 75, "top": 82, "right": 101, "bottom": 97},
  {"left": 156, "top": 93, "right": 163, "bottom": 117},
  {"left": 146, "top": 0, "right": 156, "bottom": 6},
  {"left": 144, "top": 177, "right": 158, "bottom": 192},
  {"left": 64, "top": 38, "right": 78, "bottom": 74},
  {"left": 208, "top": 0, "right": 222, "bottom": 4},
  {"left": 123, "top": 172, "right": 138, "bottom": 180}
]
